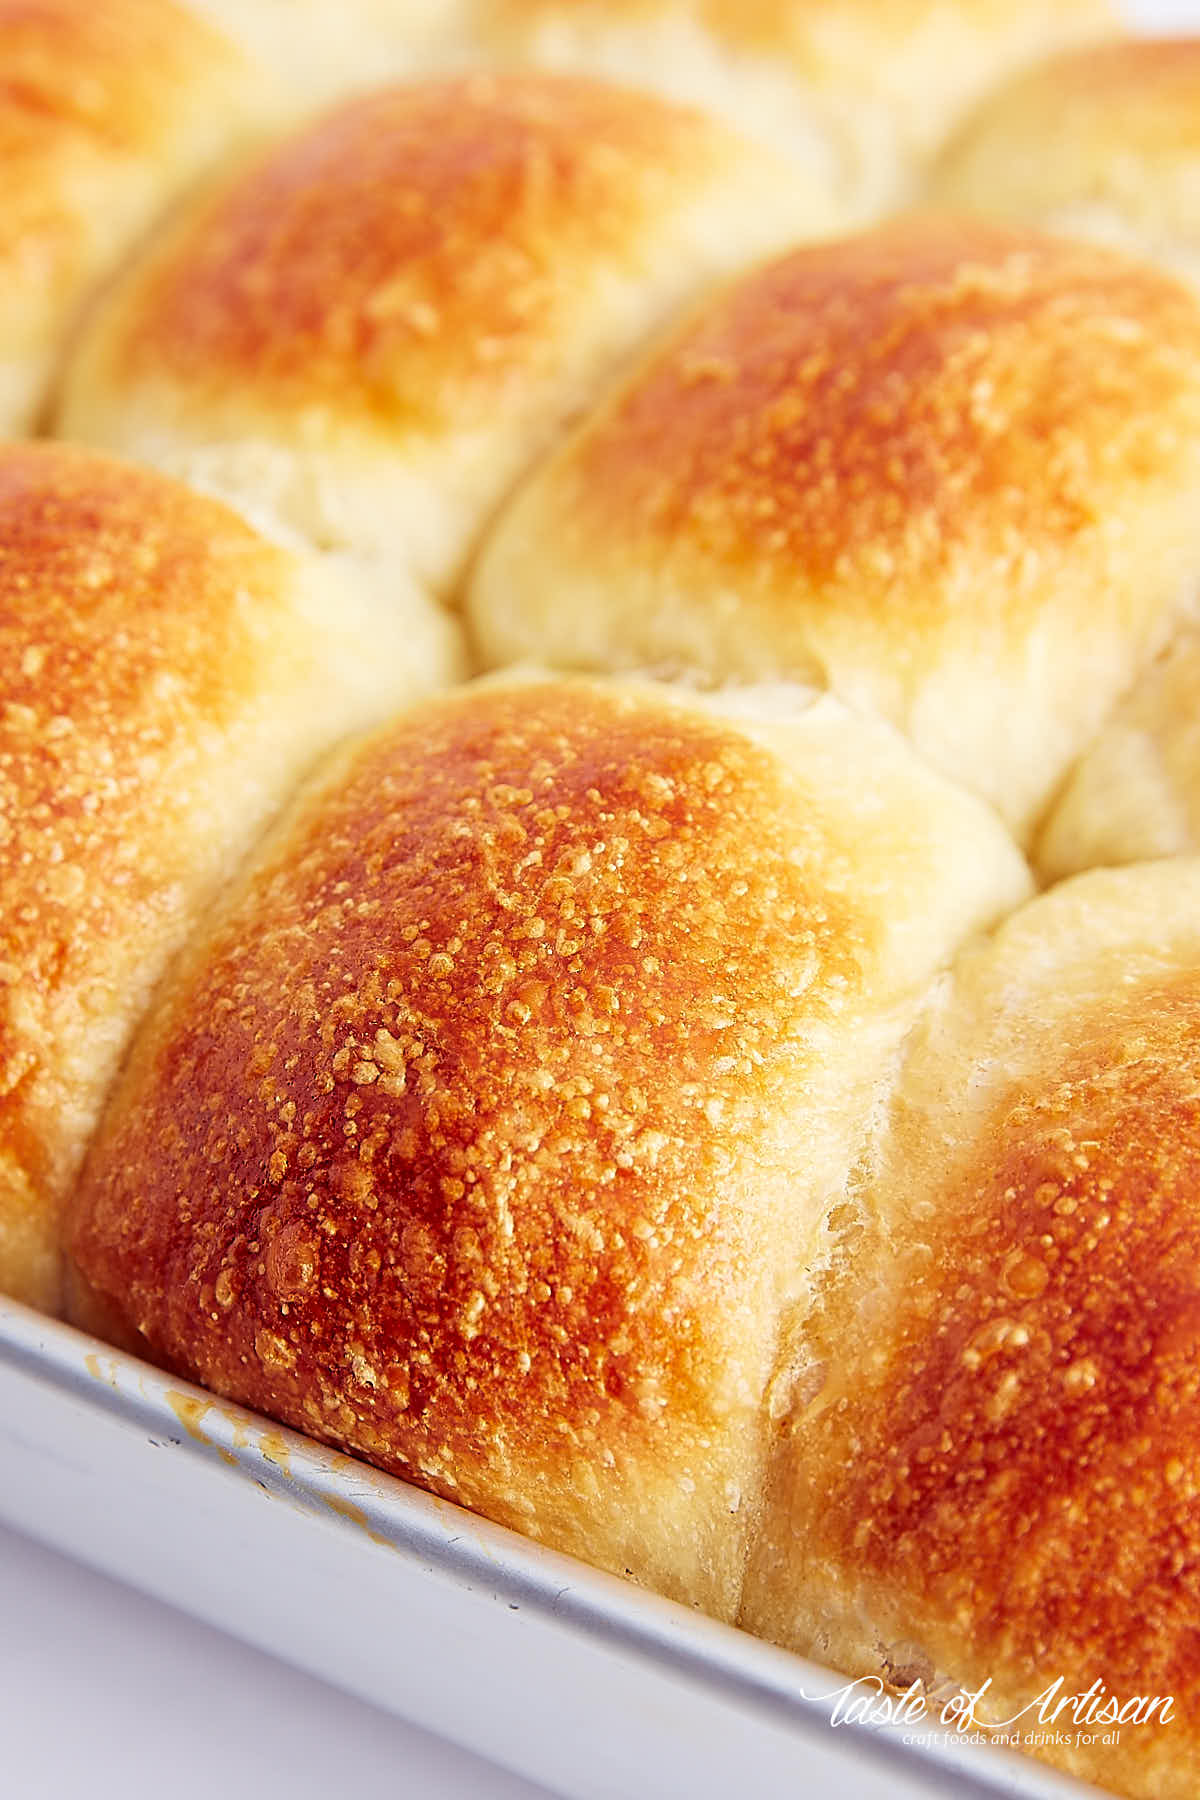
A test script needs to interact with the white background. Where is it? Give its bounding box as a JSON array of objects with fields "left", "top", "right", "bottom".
[{"left": 4, "top": 4, "right": 1196, "bottom": 1798}]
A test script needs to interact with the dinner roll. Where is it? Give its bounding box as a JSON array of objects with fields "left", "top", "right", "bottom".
[
  {"left": 743, "top": 862, "right": 1200, "bottom": 1800},
  {"left": 0, "top": 0, "right": 263, "bottom": 437},
  {"left": 928, "top": 38, "right": 1200, "bottom": 291},
  {"left": 66, "top": 676, "right": 1028, "bottom": 1619},
  {"left": 1037, "top": 635, "right": 1200, "bottom": 881},
  {"left": 446, "top": 0, "right": 1117, "bottom": 222},
  {"left": 0, "top": 442, "right": 458, "bottom": 1315},
  {"left": 56, "top": 73, "right": 829, "bottom": 605},
  {"left": 470, "top": 217, "right": 1200, "bottom": 842}
]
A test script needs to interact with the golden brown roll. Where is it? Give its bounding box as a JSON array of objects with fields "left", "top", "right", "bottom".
[
  {"left": 1037, "top": 634, "right": 1200, "bottom": 881},
  {"left": 0, "top": 0, "right": 263, "bottom": 437},
  {"left": 742, "top": 862, "right": 1200, "bottom": 1800},
  {"left": 0, "top": 441, "right": 459, "bottom": 1315},
  {"left": 55, "top": 72, "right": 830, "bottom": 606},
  {"left": 66, "top": 675, "right": 1029, "bottom": 1618},
  {"left": 445, "top": 0, "right": 1116, "bottom": 222},
  {"left": 928, "top": 38, "right": 1200, "bottom": 290},
  {"left": 470, "top": 217, "right": 1200, "bottom": 841}
]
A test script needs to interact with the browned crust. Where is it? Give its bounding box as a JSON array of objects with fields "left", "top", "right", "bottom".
[
  {"left": 0, "top": 442, "right": 291, "bottom": 1285},
  {"left": 0, "top": 0, "right": 244, "bottom": 264},
  {"left": 107, "top": 74, "right": 741, "bottom": 429},
  {"left": 560, "top": 217, "right": 1200, "bottom": 625},
  {"left": 805, "top": 972, "right": 1200, "bottom": 1712},
  {"left": 68, "top": 681, "right": 871, "bottom": 1533}
]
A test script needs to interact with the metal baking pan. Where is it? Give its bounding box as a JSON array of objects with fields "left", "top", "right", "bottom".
[{"left": 0, "top": 1294, "right": 1102, "bottom": 1800}]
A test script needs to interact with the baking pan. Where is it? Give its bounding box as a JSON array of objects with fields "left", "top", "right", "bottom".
[{"left": 0, "top": 1294, "right": 1104, "bottom": 1800}]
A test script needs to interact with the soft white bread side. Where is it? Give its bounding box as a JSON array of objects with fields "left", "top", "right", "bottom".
[
  {"left": 445, "top": 0, "right": 1117, "bottom": 221},
  {"left": 0, "top": 442, "right": 460, "bottom": 1314},
  {"left": 66, "top": 675, "right": 1028, "bottom": 1620},
  {"left": 928, "top": 38, "right": 1200, "bottom": 293},
  {"left": 56, "top": 73, "right": 833, "bottom": 607},
  {"left": 192, "top": 2, "right": 450, "bottom": 113},
  {"left": 1037, "top": 635, "right": 1200, "bottom": 880},
  {"left": 743, "top": 862, "right": 1200, "bottom": 1800},
  {"left": 0, "top": 0, "right": 265, "bottom": 437},
  {"left": 469, "top": 217, "right": 1200, "bottom": 842}
]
